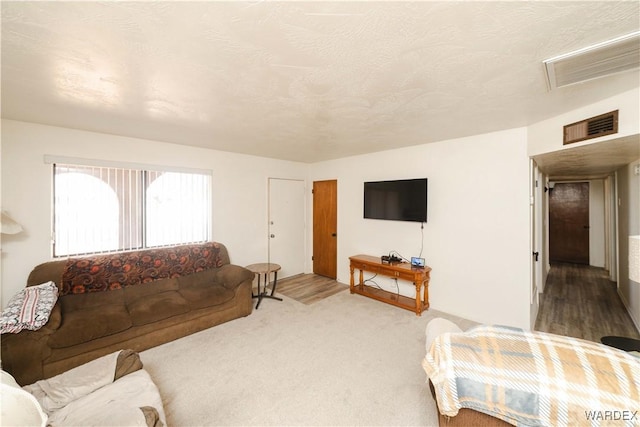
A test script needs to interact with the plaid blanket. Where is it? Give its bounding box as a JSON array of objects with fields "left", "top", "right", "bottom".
[{"left": 423, "top": 325, "right": 640, "bottom": 426}]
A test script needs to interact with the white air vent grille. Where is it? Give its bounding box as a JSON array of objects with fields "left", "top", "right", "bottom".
[
  {"left": 544, "top": 31, "right": 640, "bottom": 90},
  {"left": 564, "top": 110, "right": 618, "bottom": 145}
]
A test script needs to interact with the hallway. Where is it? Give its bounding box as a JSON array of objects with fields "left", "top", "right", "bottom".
[{"left": 535, "top": 262, "right": 640, "bottom": 343}]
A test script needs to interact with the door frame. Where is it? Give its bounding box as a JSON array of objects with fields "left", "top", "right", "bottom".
[
  {"left": 537, "top": 176, "right": 619, "bottom": 286},
  {"left": 530, "top": 160, "right": 541, "bottom": 328},
  {"left": 605, "top": 174, "right": 618, "bottom": 282}
]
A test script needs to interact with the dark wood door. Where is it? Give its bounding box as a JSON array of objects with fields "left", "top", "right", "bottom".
[
  {"left": 549, "top": 182, "right": 590, "bottom": 264},
  {"left": 313, "top": 180, "right": 337, "bottom": 279}
]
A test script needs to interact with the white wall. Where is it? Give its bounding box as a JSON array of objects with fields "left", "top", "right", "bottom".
[
  {"left": 0, "top": 119, "right": 308, "bottom": 305},
  {"left": 527, "top": 87, "right": 639, "bottom": 329},
  {"left": 1, "top": 120, "right": 533, "bottom": 330},
  {"left": 308, "top": 128, "right": 532, "bottom": 329},
  {"left": 528, "top": 87, "right": 640, "bottom": 156},
  {"left": 617, "top": 159, "right": 640, "bottom": 330}
]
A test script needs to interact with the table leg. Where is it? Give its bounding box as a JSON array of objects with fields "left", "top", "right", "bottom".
[
  {"left": 256, "top": 271, "right": 283, "bottom": 308},
  {"left": 349, "top": 265, "right": 355, "bottom": 293},
  {"left": 423, "top": 279, "right": 430, "bottom": 309},
  {"left": 270, "top": 271, "right": 278, "bottom": 296},
  {"left": 258, "top": 274, "right": 262, "bottom": 295},
  {"left": 255, "top": 273, "right": 264, "bottom": 309},
  {"left": 414, "top": 281, "right": 422, "bottom": 316}
]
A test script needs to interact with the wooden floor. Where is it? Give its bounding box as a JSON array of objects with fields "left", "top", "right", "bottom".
[
  {"left": 275, "top": 274, "right": 348, "bottom": 305},
  {"left": 535, "top": 262, "right": 640, "bottom": 343}
]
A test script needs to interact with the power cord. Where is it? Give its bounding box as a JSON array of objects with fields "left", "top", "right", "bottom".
[
  {"left": 419, "top": 222, "right": 424, "bottom": 258},
  {"left": 364, "top": 274, "right": 384, "bottom": 290},
  {"left": 387, "top": 222, "right": 425, "bottom": 263}
]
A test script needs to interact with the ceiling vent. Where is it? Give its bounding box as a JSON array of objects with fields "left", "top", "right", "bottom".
[
  {"left": 544, "top": 31, "right": 640, "bottom": 90},
  {"left": 564, "top": 110, "right": 618, "bottom": 145}
]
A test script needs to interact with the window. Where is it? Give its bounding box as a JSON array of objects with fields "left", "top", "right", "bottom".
[{"left": 53, "top": 162, "right": 211, "bottom": 257}]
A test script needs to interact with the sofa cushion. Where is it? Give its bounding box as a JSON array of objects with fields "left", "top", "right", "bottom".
[
  {"left": 61, "top": 289, "right": 125, "bottom": 312},
  {"left": 179, "top": 284, "right": 235, "bottom": 310},
  {"left": 177, "top": 269, "right": 217, "bottom": 288},
  {"left": 49, "top": 305, "right": 132, "bottom": 349},
  {"left": 127, "top": 291, "right": 189, "bottom": 326},
  {"left": 124, "top": 278, "right": 179, "bottom": 301}
]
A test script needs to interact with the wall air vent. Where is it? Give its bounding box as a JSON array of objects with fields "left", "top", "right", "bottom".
[
  {"left": 544, "top": 31, "right": 640, "bottom": 90},
  {"left": 563, "top": 110, "right": 618, "bottom": 145}
]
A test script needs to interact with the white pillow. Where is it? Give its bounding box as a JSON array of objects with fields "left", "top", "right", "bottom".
[
  {"left": 0, "top": 370, "right": 47, "bottom": 427},
  {"left": 1, "top": 281, "right": 58, "bottom": 334}
]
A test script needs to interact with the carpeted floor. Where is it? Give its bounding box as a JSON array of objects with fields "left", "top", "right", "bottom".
[{"left": 141, "top": 289, "right": 476, "bottom": 426}]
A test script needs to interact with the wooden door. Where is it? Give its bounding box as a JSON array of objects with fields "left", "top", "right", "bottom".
[
  {"left": 313, "top": 180, "right": 337, "bottom": 279},
  {"left": 268, "top": 178, "right": 305, "bottom": 279},
  {"left": 549, "top": 182, "right": 590, "bottom": 264}
]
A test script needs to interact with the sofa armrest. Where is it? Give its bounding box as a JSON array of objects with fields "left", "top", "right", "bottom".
[
  {"left": 429, "top": 380, "right": 512, "bottom": 427},
  {"left": 425, "top": 318, "right": 462, "bottom": 353},
  {"left": 1, "top": 303, "right": 62, "bottom": 386},
  {"left": 115, "top": 349, "right": 144, "bottom": 381},
  {"left": 214, "top": 264, "right": 255, "bottom": 290}
]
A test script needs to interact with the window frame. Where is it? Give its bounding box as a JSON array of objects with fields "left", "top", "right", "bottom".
[{"left": 47, "top": 155, "right": 213, "bottom": 258}]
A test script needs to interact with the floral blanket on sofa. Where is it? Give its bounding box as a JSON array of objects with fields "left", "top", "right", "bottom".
[
  {"left": 61, "top": 242, "right": 224, "bottom": 295},
  {"left": 423, "top": 325, "right": 640, "bottom": 427}
]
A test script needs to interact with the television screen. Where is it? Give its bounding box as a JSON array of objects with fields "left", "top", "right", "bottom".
[{"left": 363, "top": 178, "right": 427, "bottom": 222}]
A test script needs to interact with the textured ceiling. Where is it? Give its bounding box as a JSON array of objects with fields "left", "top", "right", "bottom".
[
  {"left": 1, "top": 1, "right": 639, "bottom": 163},
  {"left": 533, "top": 136, "right": 640, "bottom": 180}
]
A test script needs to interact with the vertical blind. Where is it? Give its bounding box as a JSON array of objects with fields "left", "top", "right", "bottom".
[{"left": 53, "top": 163, "right": 211, "bottom": 257}]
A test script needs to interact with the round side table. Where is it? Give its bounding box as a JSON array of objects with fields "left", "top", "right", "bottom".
[{"left": 246, "top": 263, "right": 283, "bottom": 309}]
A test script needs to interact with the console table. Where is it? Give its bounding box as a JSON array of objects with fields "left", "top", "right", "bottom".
[{"left": 349, "top": 255, "right": 431, "bottom": 316}]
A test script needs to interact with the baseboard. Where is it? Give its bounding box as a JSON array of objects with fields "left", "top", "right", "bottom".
[{"left": 617, "top": 287, "right": 640, "bottom": 333}]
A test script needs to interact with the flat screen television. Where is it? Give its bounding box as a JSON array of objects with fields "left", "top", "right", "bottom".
[{"left": 363, "top": 178, "right": 427, "bottom": 222}]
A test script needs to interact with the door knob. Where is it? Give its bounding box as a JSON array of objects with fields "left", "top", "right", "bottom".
[
  {"left": 270, "top": 234, "right": 275, "bottom": 238},
  {"left": 332, "top": 233, "right": 337, "bottom": 237}
]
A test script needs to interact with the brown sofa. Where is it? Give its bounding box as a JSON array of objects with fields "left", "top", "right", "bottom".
[
  {"left": 1, "top": 242, "right": 255, "bottom": 385},
  {"left": 429, "top": 381, "right": 511, "bottom": 426}
]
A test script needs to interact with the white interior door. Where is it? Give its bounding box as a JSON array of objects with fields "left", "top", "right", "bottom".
[
  {"left": 529, "top": 160, "right": 539, "bottom": 329},
  {"left": 268, "top": 178, "right": 305, "bottom": 279}
]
